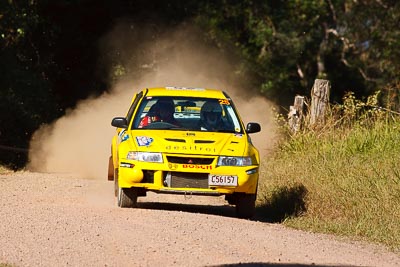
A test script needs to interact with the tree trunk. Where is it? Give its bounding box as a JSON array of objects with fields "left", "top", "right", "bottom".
[
  {"left": 310, "top": 79, "right": 330, "bottom": 126},
  {"left": 288, "top": 95, "right": 305, "bottom": 133}
]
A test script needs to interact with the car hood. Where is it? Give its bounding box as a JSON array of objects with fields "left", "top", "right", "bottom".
[{"left": 128, "top": 130, "right": 248, "bottom": 156}]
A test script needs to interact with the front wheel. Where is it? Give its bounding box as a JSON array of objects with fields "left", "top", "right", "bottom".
[
  {"left": 117, "top": 187, "right": 138, "bottom": 208},
  {"left": 235, "top": 194, "right": 256, "bottom": 219}
]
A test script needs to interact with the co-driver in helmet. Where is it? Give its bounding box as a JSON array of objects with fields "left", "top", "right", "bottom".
[{"left": 199, "top": 101, "right": 231, "bottom": 131}]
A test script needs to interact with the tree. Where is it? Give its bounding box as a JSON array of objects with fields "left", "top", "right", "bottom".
[
  {"left": 0, "top": 1, "right": 59, "bottom": 168},
  {"left": 197, "top": 0, "right": 400, "bottom": 107}
]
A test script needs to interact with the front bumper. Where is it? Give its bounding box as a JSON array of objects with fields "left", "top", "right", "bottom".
[{"left": 117, "top": 158, "right": 259, "bottom": 195}]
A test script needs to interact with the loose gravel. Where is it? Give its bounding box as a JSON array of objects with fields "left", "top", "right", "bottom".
[{"left": 1, "top": 171, "right": 399, "bottom": 267}]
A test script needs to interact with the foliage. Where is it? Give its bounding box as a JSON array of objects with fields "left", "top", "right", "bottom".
[
  {"left": 1, "top": 0, "right": 400, "bottom": 169},
  {"left": 258, "top": 92, "right": 400, "bottom": 249},
  {"left": 0, "top": 0, "right": 200, "bottom": 168},
  {"left": 0, "top": 1, "right": 60, "bottom": 168},
  {"left": 197, "top": 0, "right": 400, "bottom": 106}
]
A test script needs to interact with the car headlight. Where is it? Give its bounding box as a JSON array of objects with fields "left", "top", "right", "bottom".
[
  {"left": 126, "top": 152, "right": 163, "bottom": 163},
  {"left": 217, "top": 156, "right": 252, "bottom": 166}
]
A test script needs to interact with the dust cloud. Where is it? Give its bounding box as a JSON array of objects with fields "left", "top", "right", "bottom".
[{"left": 28, "top": 23, "right": 278, "bottom": 179}]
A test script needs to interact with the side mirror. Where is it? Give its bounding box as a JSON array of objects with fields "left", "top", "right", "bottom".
[
  {"left": 111, "top": 117, "right": 128, "bottom": 129},
  {"left": 246, "top": 122, "right": 261, "bottom": 134}
]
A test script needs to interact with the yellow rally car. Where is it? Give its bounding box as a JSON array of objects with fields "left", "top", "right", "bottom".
[{"left": 108, "top": 87, "right": 261, "bottom": 218}]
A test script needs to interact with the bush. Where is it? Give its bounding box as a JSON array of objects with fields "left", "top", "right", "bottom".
[{"left": 258, "top": 91, "right": 400, "bottom": 250}]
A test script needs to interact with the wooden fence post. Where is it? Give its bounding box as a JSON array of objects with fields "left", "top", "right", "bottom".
[
  {"left": 288, "top": 95, "right": 305, "bottom": 133},
  {"left": 310, "top": 79, "right": 330, "bottom": 126}
]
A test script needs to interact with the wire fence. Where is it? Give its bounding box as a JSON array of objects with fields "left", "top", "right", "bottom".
[{"left": 0, "top": 144, "right": 29, "bottom": 153}]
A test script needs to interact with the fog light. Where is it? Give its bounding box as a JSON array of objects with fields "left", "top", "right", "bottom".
[
  {"left": 246, "top": 168, "right": 258, "bottom": 175},
  {"left": 120, "top": 162, "right": 135, "bottom": 168}
]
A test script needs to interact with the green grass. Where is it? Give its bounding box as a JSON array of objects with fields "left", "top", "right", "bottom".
[{"left": 257, "top": 94, "right": 400, "bottom": 251}]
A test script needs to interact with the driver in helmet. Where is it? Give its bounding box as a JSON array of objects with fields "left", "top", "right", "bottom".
[
  {"left": 138, "top": 102, "right": 160, "bottom": 128},
  {"left": 199, "top": 101, "right": 231, "bottom": 131},
  {"left": 139, "top": 99, "right": 180, "bottom": 128},
  {"left": 157, "top": 100, "right": 179, "bottom": 126}
]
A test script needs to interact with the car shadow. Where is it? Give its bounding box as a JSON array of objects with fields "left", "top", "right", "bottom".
[
  {"left": 136, "top": 201, "right": 238, "bottom": 218},
  {"left": 134, "top": 183, "right": 308, "bottom": 222},
  {"left": 254, "top": 183, "right": 308, "bottom": 223}
]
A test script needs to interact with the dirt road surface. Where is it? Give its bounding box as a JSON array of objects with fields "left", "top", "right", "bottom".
[{"left": 1, "top": 171, "right": 399, "bottom": 267}]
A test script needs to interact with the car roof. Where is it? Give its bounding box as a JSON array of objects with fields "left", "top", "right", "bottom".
[{"left": 142, "top": 87, "right": 229, "bottom": 99}]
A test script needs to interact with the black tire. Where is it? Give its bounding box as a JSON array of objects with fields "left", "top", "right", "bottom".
[
  {"left": 235, "top": 194, "right": 256, "bottom": 219},
  {"left": 225, "top": 194, "right": 237, "bottom": 205},
  {"left": 117, "top": 187, "right": 138, "bottom": 208}
]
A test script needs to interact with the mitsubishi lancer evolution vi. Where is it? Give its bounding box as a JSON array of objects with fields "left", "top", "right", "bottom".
[{"left": 108, "top": 87, "right": 261, "bottom": 219}]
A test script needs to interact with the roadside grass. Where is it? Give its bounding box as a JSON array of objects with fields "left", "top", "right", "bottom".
[{"left": 257, "top": 92, "right": 400, "bottom": 250}]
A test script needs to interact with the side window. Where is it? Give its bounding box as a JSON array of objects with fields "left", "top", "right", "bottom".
[
  {"left": 225, "top": 103, "right": 242, "bottom": 133},
  {"left": 126, "top": 91, "right": 143, "bottom": 126}
]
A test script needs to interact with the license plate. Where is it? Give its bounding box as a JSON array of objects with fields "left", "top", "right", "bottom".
[{"left": 208, "top": 175, "right": 238, "bottom": 186}]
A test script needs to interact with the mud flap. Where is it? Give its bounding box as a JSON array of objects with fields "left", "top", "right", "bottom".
[{"left": 108, "top": 156, "right": 114, "bottom": 181}]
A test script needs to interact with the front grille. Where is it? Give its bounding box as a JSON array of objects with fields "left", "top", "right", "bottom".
[
  {"left": 166, "top": 156, "right": 214, "bottom": 165},
  {"left": 164, "top": 172, "right": 209, "bottom": 189}
]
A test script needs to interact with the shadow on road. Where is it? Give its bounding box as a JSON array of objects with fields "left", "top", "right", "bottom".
[
  {"left": 135, "top": 183, "right": 308, "bottom": 223},
  {"left": 255, "top": 183, "right": 308, "bottom": 223},
  {"left": 137, "top": 201, "right": 238, "bottom": 218}
]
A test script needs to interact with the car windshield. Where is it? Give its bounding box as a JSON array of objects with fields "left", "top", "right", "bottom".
[{"left": 131, "top": 96, "right": 243, "bottom": 133}]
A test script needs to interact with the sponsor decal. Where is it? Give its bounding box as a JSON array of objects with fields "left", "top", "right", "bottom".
[
  {"left": 168, "top": 163, "right": 178, "bottom": 170},
  {"left": 136, "top": 136, "right": 154, "bottom": 146},
  {"left": 218, "top": 99, "right": 230, "bottom": 105},
  {"left": 122, "top": 134, "right": 129, "bottom": 142},
  {"left": 165, "top": 86, "right": 205, "bottom": 91},
  {"left": 119, "top": 130, "right": 129, "bottom": 143},
  {"left": 182, "top": 164, "right": 213, "bottom": 170},
  {"left": 165, "top": 145, "right": 216, "bottom": 152}
]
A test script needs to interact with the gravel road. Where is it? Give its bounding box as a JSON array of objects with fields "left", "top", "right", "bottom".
[{"left": 1, "top": 171, "right": 399, "bottom": 267}]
